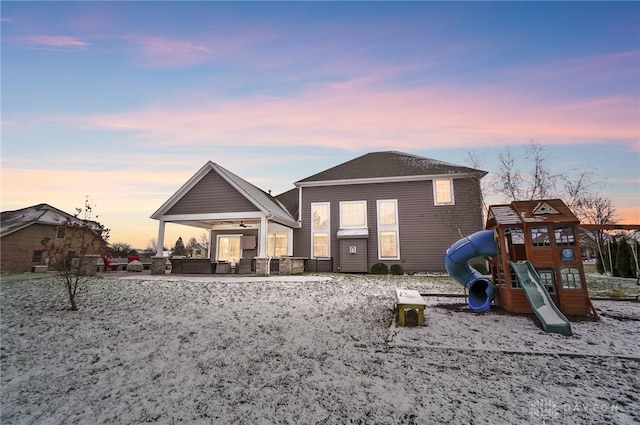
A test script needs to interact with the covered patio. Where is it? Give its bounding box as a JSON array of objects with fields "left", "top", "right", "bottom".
[{"left": 150, "top": 162, "right": 300, "bottom": 276}]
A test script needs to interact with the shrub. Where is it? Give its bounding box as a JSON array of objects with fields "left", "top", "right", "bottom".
[
  {"left": 370, "top": 263, "right": 388, "bottom": 274},
  {"left": 390, "top": 264, "right": 404, "bottom": 275}
]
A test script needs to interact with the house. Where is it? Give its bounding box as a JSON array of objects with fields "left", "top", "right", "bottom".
[
  {"left": 0, "top": 204, "right": 108, "bottom": 272},
  {"left": 151, "top": 151, "right": 487, "bottom": 274}
]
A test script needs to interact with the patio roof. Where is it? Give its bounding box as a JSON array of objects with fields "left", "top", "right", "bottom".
[{"left": 151, "top": 162, "right": 298, "bottom": 228}]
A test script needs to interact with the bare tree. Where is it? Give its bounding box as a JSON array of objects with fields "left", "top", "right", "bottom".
[
  {"left": 574, "top": 194, "right": 618, "bottom": 269},
  {"left": 494, "top": 142, "right": 562, "bottom": 201},
  {"left": 561, "top": 166, "right": 598, "bottom": 212},
  {"left": 465, "top": 151, "right": 489, "bottom": 214},
  {"left": 198, "top": 232, "right": 210, "bottom": 250},
  {"left": 147, "top": 238, "right": 158, "bottom": 253},
  {"left": 187, "top": 237, "right": 198, "bottom": 250},
  {"left": 109, "top": 242, "right": 135, "bottom": 257},
  {"left": 494, "top": 146, "right": 523, "bottom": 201},
  {"left": 41, "top": 198, "right": 109, "bottom": 311}
]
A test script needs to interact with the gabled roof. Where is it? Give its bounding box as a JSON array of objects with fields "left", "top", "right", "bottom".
[
  {"left": 1, "top": 203, "right": 102, "bottom": 238},
  {"left": 295, "top": 151, "right": 487, "bottom": 186},
  {"left": 151, "top": 162, "right": 298, "bottom": 227},
  {"left": 486, "top": 199, "right": 579, "bottom": 227}
]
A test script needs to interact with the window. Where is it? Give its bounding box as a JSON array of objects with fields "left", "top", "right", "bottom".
[
  {"left": 267, "top": 233, "right": 288, "bottom": 257},
  {"left": 377, "top": 200, "right": 400, "bottom": 259},
  {"left": 554, "top": 226, "right": 575, "bottom": 246},
  {"left": 217, "top": 235, "right": 242, "bottom": 264},
  {"left": 32, "top": 250, "right": 43, "bottom": 263},
  {"left": 538, "top": 270, "right": 555, "bottom": 294},
  {"left": 530, "top": 226, "right": 550, "bottom": 247},
  {"left": 560, "top": 267, "right": 582, "bottom": 289},
  {"left": 311, "top": 203, "right": 330, "bottom": 258},
  {"left": 433, "top": 179, "right": 454, "bottom": 205},
  {"left": 56, "top": 227, "right": 66, "bottom": 239},
  {"left": 340, "top": 201, "right": 366, "bottom": 228}
]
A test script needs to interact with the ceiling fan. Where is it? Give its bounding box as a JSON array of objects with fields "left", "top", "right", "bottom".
[{"left": 221, "top": 220, "right": 253, "bottom": 228}]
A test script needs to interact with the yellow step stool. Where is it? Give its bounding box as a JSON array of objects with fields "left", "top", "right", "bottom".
[{"left": 395, "top": 288, "right": 426, "bottom": 326}]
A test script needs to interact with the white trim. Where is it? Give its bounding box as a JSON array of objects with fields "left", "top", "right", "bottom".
[
  {"left": 298, "top": 187, "right": 303, "bottom": 223},
  {"left": 159, "top": 212, "right": 264, "bottom": 222},
  {"left": 295, "top": 173, "right": 481, "bottom": 188},
  {"left": 433, "top": 178, "right": 455, "bottom": 206},
  {"left": 377, "top": 199, "right": 400, "bottom": 260}
]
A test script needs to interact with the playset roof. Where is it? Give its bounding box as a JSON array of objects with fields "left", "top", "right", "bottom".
[{"left": 486, "top": 199, "right": 579, "bottom": 228}]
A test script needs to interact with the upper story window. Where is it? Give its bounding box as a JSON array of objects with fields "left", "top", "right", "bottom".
[
  {"left": 433, "top": 179, "right": 454, "bottom": 205},
  {"left": 56, "top": 227, "right": 66, "bottom": 239},
  {"left": 340, "top": 201, "right": 367, "bottom": 228},
  {"left": 312, "top": 203, "right": 329, "bottom": 227}
]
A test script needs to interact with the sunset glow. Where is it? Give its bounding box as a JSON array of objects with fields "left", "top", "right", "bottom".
[{"left": 2, "top": 2, "right": 638, "bottom": 248}]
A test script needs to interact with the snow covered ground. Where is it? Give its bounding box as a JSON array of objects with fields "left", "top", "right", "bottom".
[{"left": 1, "top": 273, "right": 639, "bottom": 424}]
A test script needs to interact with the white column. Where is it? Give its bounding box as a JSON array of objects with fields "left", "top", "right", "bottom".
[
  {"left": 258, "top": 215, "right": 268, "bottom": 257},
  {"left": 156, "top": 220, "right": 166, "bottom": 257}
]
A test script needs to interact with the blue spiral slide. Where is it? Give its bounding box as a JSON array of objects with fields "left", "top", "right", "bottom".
[{"left": 444, "top": 230, "right": 497, "bottom": 312}]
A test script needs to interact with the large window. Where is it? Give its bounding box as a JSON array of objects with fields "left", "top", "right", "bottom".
[
  {"left": 267, "top": 233, "right": 288, "bottom": 257},
  {"left": 340, "top": 201, "right": 366, "bottom": 228},
  {"left": 377, "top": 200, "right": 400, "bottom": 259},
  {"left": 311, "top": 203, "right": 330, "bottom": 258},
  {"left": 217, "top": 235, "right": 242, "bottom": 264},
  {"left": 433, "top": 179, "right": 454, "bottom": 205}
]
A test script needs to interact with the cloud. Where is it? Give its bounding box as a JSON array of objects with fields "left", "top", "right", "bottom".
[
  {"left": 127, "top": 35, "right": 211, "bottom": 67},
  {"left": 61, "top": 75, "right": 638, "bottom": 153},
  {"left": 123, "top": 31, "right": 272, "bottom": 68},
  {"left": 19, "top": 35, "right": 90, "bottom": 50},
  {"left": 511, "top": 50, "right": 640, "bottom": 83}
]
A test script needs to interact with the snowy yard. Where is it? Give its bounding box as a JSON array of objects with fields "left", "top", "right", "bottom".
[{"left": 1, "top": 273, "right": 639, "bottom": 424}]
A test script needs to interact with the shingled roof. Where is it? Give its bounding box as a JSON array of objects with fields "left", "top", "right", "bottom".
[
  {"left": 295, "top": 151, "right": 487, "bottom": 185},
  {"left": 1, "top": 203, "right": 102, "bottom": 238}
]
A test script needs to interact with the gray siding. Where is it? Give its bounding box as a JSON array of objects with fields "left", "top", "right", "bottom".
[
  {"left": 294, "top": 179, "right": 484, "bottom": 273},
  {"left": 339, "top": 239, "right": 368, "bottom": 272},
  {"left": 167, "top": 170, "right": 259, "bottom": 215}
]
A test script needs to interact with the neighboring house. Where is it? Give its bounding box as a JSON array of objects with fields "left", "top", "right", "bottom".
[
  {"left": 0, "top": 204, "right": 107, "bottom": 272},
  {"left": 152, "top": 151, "right": 487, "bottom": 273}
]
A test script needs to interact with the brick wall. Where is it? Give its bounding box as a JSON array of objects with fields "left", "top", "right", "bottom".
[{"left": 1, "top": 224, "right": 106, "bottom": 273}]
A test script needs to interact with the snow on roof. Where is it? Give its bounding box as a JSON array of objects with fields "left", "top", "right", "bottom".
[{"left": 1, "top": 204, "right": 102, "bottom": 238}]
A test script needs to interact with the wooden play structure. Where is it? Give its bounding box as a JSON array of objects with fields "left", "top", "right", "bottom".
[{"left": 485, "top": 199, "right": 596, "bottom": 316}]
